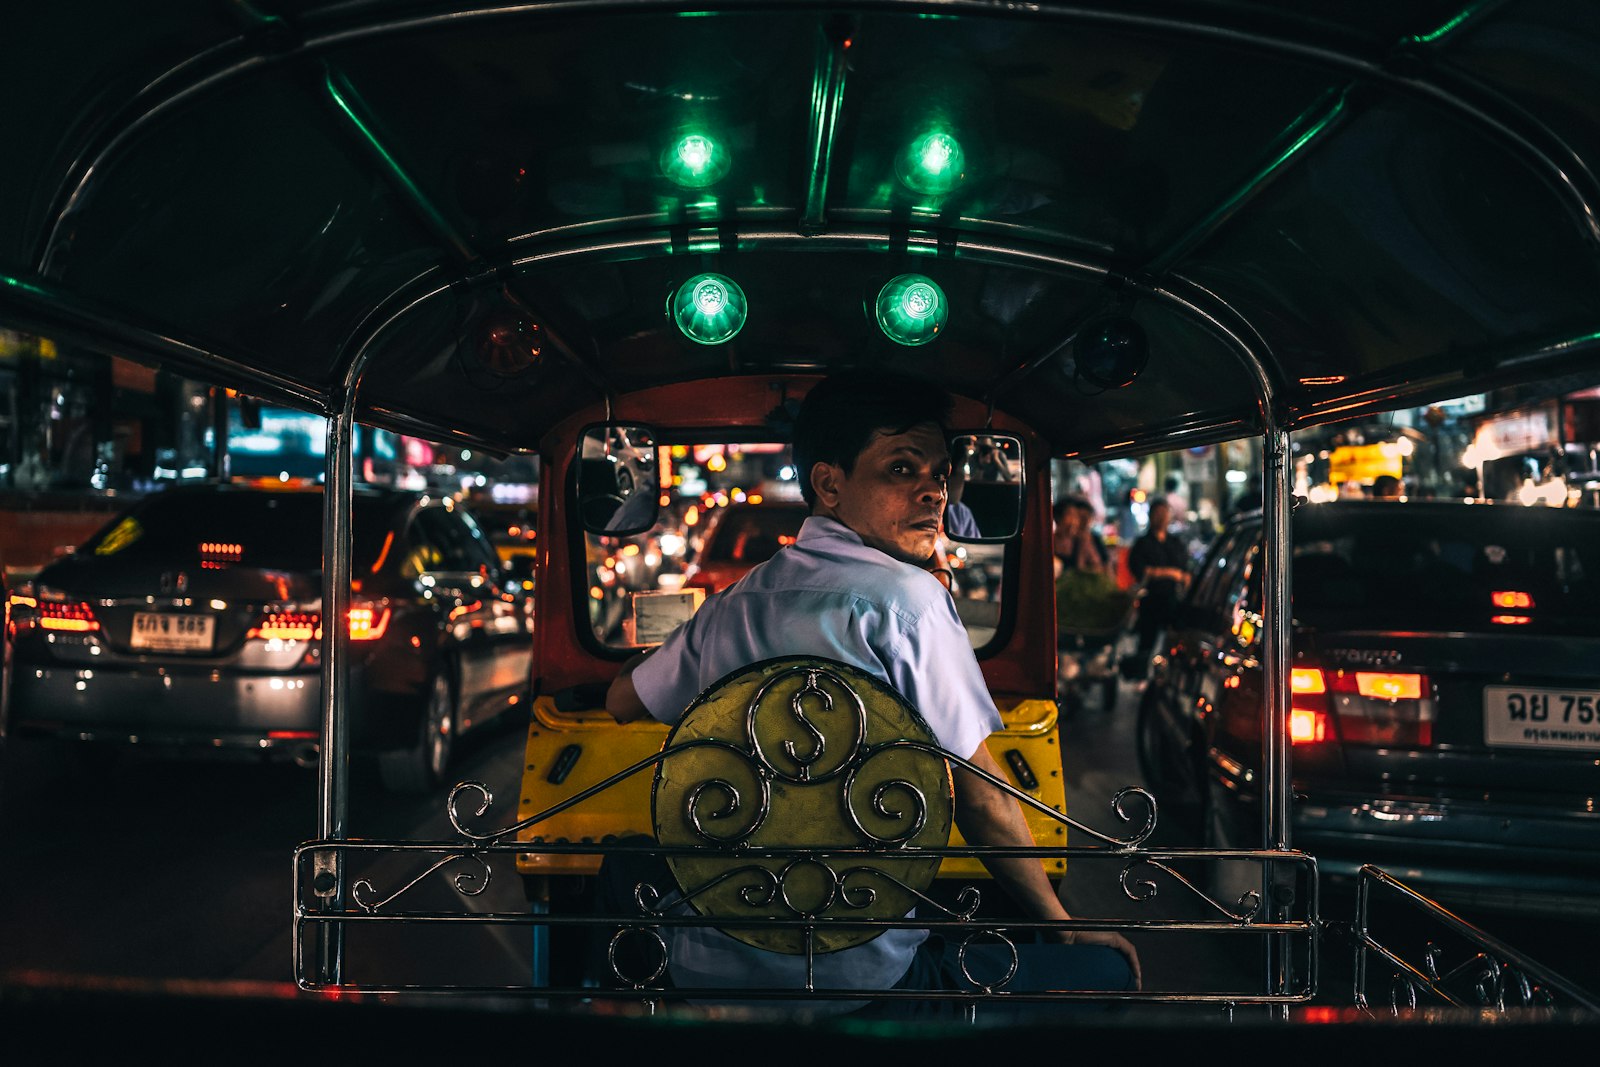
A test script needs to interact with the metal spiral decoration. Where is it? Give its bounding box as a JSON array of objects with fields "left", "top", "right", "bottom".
[
  {"left": 350, "top": 851, "right": 492, "bottom": 913},
  {"left": 684, "top": 771, "right": 767, "bottom": 846},
  {"left": 749, "top": 666, "right": 867, "bottom": 784},
  {"left": 956, "top": 929, "right": 1021, "bottom": 994},
  {"left": 607, "top": 925, "right": 670, "bottom": 988},
  {"left": 1118, "top": 856, "right": 1263, "bottom": 923},
  {"left": 843, "top": 742, "right": 931, "bottom": 846}
]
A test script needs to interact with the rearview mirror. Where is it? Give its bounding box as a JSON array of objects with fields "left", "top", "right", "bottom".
[
  {"left": 575, "top": 423, "right": 660, "bottom": 536},
  {"left": 946, "top": 433, "right": 1024, "bottom": 542}
]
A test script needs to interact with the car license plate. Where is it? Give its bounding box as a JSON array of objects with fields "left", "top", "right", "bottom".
[
  {"left": 1483, "top": 686, "right": 1600, "bottom": 751},
  {"left": 130, "top": 612, "right": 215, "bottom": 653}
]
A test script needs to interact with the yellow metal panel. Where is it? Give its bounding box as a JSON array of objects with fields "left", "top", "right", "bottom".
[
  {"left": 940, "top": 699, "right": 1068, "bottom": 879},
  {"left": 515, "top": 696, "right": 668, "bottom": 876},
  {"left": 514, "top": 695, "right": 1069, "bottom": 882}
]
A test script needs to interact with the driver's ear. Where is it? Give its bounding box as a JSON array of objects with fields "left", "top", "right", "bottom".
[{"left": 810, "top": 461, "right": 842, "bottom": 508}]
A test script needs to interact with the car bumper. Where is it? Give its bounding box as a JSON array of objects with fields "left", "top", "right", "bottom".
[
  {"left": 1212, "top": 774, "right": 1600, "bottom": 917},
  {"left": 6, "top": 663, "right": 376, "bottom": 759}
]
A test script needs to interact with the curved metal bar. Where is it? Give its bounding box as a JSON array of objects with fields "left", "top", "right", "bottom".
[
  {"left": 880, "top": 738, "right": 1157, "bottom": 848},
  {"left": 685, "top": 773, "right": 771, "bottom": 847},
  {"left": 350, "top": 851, "right": 492, "bottom": 913},
  {"left": 606, "top": 926, "right": 670, "bottom": 988},
  {"left": 955, "top": 929, "right": 1020, "bottom": 994},
  {"left": 1118, "top": 856, "right": 1263, "bottom": 924},
  {"left": 448, "top": 738, "right": 737, "bottom": 842},
  {"left": 800, "top": 15, "right": 852, "bottom": 235},
  {"left": 27, "top": 1, "right": 1597, "bottom": 457},
  {"left": 746, "top": 664, "right": 868, "bottom": 785},
  {"left": 37, "top": 0, "right": 1600, "bottom": 278},
  {"left": 0, "top": 273, "right": 331, "bottom": 414}
]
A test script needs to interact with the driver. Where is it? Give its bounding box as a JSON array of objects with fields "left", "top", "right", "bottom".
[{"left": 606, "top": 369, "right": 1139, "bottom": 1013}]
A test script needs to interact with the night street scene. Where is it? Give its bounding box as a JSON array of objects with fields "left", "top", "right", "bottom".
[{"left": 3, "top": 1, "right": 1600, "bottom": 1057}]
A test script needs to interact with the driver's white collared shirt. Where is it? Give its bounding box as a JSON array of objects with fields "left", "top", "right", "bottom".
[{"left": 630, "top": 514, "right": 1002, "bottom": 1001}]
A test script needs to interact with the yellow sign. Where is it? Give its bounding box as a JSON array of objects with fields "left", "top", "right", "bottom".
[{"left": 1328, "top": 443, "right": 1402, "bottom": 485}]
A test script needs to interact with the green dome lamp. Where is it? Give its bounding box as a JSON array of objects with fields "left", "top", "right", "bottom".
[
  {"left": 669, "top": 273, "right": 747, "bottom": 344},
  {"left": 875, "top": 274, "right": 947, "bottom": 346}
]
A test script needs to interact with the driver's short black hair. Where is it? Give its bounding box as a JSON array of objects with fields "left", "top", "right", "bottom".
[{"left": 791, "top": 370, "right": 955, "bottom": 508}]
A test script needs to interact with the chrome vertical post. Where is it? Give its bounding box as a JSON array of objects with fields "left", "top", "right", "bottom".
[
  {"left": 313, "top": 399, "right": 356, "bottom": 985},
  {"left": 1262, "top": 428, "right": 1292, "bottom": 851},
  {"left": 1262, "top": 427, "right": 1293, "bottom": 1012}
]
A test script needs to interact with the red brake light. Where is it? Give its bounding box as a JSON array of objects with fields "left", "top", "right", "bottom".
[
  {"left": 1328, "top": 668, "right": 1433, "bottom": 747},
  {"left": 37, "top": 601, "right": 100, "bottom": 632},
  {"left": 348, "top": 606, "right": 390, "bottom": 641},
  {"left": 1491, "top": 590, "right": 1533, "bottom": 609},
  {"left": 1288, "top": 667, "right": 1433, "bottom": 747},
  {"left": 1291, "top": 667, "right": 1326, "bottom": 695},
  {"left": 249, "top": 612, "right": 320, "bottom": 641},
  {"left": 1289, "top": 708, "right": 1329, "bottom": 744},
  {"left": 1354, "top": 672, "right": 1423, "bottom": 700},
  {"left": 1491, "top": 614, "right": 1533, "bottom": 626},
  {"left": 248, "top": 605, "right": 389, "bottom": 642}
]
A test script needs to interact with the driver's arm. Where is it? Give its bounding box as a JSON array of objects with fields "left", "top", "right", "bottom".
[
  {"left": 953, "top": 744, "right": 1142, "bottom": 986},
  {"left": 605, "top": 650, "right": 654, "bottom": 723}
]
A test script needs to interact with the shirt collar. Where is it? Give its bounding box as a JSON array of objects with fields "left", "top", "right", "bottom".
[{"left": 797, "top": 514, "right": 865, "bottom": 547}]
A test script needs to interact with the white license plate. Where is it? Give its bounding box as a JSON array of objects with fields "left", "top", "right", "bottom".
[
  {"left": 130, "top": 612, "right": 215, "bottom": 653},
  {"left": 1483, "top": 686, "right": 1600, "bottom": 751}
]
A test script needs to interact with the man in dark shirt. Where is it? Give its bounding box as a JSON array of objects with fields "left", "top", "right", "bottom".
[{"left": 1124, "top": 499, "right": 1191, "bottom": 679}]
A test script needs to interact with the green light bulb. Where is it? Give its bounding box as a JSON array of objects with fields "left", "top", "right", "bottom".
[
  {"left": 661, "top": 131, "right": 731, "bottom": 188},
  {"left": 876, "top": 274, "right": 947, "bottom": 346},
  {"left": 670, "top": 273, "right": 747, "bottom": 344},
  {"left": 897, "top": 130, "right": 964, "bottom": 196}
]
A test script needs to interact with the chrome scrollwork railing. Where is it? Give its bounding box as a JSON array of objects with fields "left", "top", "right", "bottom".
[
  {"left": 293, "top": 661, "right": 1322, "bottom": 1007},
  {"left": 1353, "top": 865, "right": 1600, "bottom": 1016}
]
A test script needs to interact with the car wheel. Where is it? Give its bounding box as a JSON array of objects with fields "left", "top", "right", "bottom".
[
  {"left": 1136, "top": 690, "right": 1206, "bottom": 838},
  {"left": 1202, "top": 774, "right": 1265, "bottom": 914},
  {"left": 378, "top": 672, "right": 456, "bottom": 794}
]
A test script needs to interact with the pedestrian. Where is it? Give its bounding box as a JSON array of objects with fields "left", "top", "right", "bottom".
[{"left": 1122, "top": 499, "right": 1191, "bottom": 680}]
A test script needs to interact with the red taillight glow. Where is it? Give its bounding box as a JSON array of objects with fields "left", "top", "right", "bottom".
[
  {"left": 200, "top": 541, "right": 243, "bottom": 561},
  {"left": 1491, "top": 590, "right": 1534, "bottom": 609},
  {"left": 248, "top": 606, "right": 390, "bottom": 642},
  {"left": 1491, "top": 614, "right": 1533, "bottom": 626},
  {"left": 1289, "top": 707, "right": 1329, "bottom": 744},
  {"left": 249, "top": 612, "right": 320, "bottom": 641},
  {"left": 348, "top": 606, "right": 390, "bottom": 641},
  {"left": 38, "top": 601, "right": 101, "bottom": 632},
  {"left": 1353, "top": 672, "right": 1424, "bottom": 700},
  {"left": 1291, "top": 667, "right": 1326, "bottom": 694},
  {"left": 1288, "top": 666, "right": 1434, "bottom": 748}
]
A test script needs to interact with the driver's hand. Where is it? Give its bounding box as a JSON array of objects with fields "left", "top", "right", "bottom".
[{"left": 1046, "top": 929, "right": 1142, "bottom": 989}]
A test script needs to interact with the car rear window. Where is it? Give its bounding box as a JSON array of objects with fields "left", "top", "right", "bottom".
[
  {"left": 1289, "top": 507, "right": 1600, "bottom": 635},
  {"left": 80, "top": 491, "right": 395, "bottom": 572},
  {"left": 704, "top": 508, "right": 804, "bottom": 563}
]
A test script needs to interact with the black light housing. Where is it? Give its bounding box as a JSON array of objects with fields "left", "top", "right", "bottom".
[{"left": 1073, "top": 314, "right": 1148, "bottom": 390}]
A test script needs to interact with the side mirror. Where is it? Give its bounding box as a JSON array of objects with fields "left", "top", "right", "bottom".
[
  {"left": 946, "top": 432, "right": 1024, "bottom": 542},
  {"left": 575, "top": 423, "right": 660, "bottom": 536}
]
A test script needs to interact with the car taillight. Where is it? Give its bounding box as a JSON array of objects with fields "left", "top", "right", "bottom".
[
  {"left": 247, "top": 605, "right": 390, "bottom": 642},
  {"left": 249, "top": 612, "right": 321, "bottom": 641},
  {"left": 13, "top": 601, "right": 100, "bottom": 633},
  {"left": 347, "top": 606, "right": 390, "bottom": 641},
  {"left": 1290, "top": 666, "right": 1433, "bottom": 747},
  {"left": 1289, "top": 668, "right": 1331, "bottom": 745}
]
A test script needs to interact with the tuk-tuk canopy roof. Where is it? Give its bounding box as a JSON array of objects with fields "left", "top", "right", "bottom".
[{"left": 5, "top": 1, "right": 1600, "bottom": 456}]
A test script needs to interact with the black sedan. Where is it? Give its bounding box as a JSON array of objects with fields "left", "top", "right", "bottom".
[
  {"left": 1137, "top": 500, "right": 1600, "bottom": 917},
  {"left": 5, "top": 484, "right": 533, "bottom": 792}
]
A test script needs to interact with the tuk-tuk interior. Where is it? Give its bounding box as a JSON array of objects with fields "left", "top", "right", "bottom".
[{"left": 4, "top": 0, "right": 1600, "bottom": 1040}]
